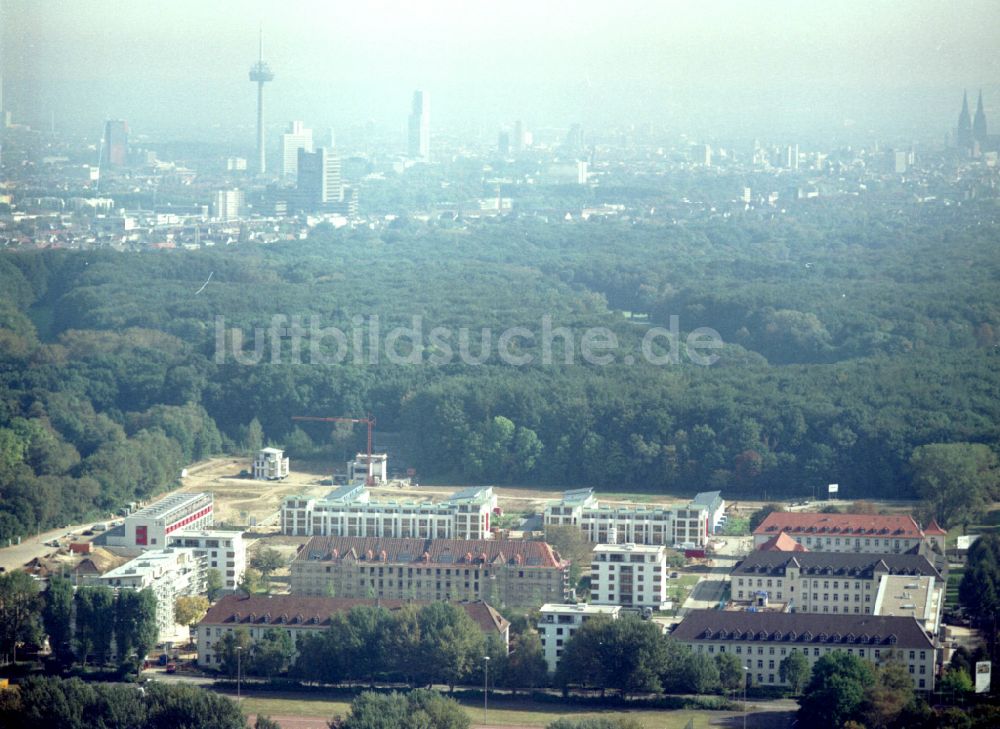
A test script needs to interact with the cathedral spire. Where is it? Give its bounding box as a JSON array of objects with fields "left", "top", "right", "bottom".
[
  {"left": 973, "top": 89, "right": 988, "bottom": 143},
  {"left": 957, "top": 90, "right": 973, "bottom": 148}
]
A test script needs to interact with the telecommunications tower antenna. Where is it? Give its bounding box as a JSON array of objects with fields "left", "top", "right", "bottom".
[{"left": 248, "top": 25, "right": 274, "bottom": 175}]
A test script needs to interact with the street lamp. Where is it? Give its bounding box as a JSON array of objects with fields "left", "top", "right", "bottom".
[
  {"left": 742, "top": 666, "right": 749, "bottom": 729},
  {"left": 483, "top": 655, "right": 491, "bottom": 724},
  {"left": 236, "top": 646, "right": 243, "bottom": 702}
]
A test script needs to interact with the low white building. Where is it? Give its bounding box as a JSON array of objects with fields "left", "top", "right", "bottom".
[
  {"left": 691, "top": 491, "right": 726, "bottom": 534},
  {"left": 873, "top": 574, "right": 944, "bottom": 635},
  {"left": 253, "top": 447, "right": 289, "bottom": 480},
  {"left": 347, "top": 452, "right": 388, "bottom": 484},
  {"left": 167, "top": 529, "right": 246, "bottom": 591},
  {"left": 89, "top": 548, "right": 206, "bottom": 640},
  {"left": 281, "top": 484, "right": 497, "bottom": 539},
  {"left": 537, "top": 603, "right": 622, "bottom": 673},
  {"left": 590, "top": 543, "right": 671, "bottom": 610},
  {"left": 543, "top": 488, "right": 709, "bottom": 548},
  {"left": 111, "top": 492, "right": 214, "bottom": 549}
]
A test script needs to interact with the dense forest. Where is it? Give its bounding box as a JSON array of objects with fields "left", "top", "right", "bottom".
[{"left": 1, "top": 200, "right": 998, "bottom": 539}]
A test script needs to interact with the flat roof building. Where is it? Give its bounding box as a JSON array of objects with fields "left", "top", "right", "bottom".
[
  {"left": 253, "top": 447, "right": 289, "bottom": 481},
  {"left": 111, "top": 492, "right": 214, "bottom": 549},
  {"left": 671, "top": 609, "right": 937, "bottom": 691},
  {"left": 590, "top": 543, "right": 672, "bottom": 610},
  {"left": 537, "top": 603, "right": 622, "bottom": 673},
  {"left": 543, "top": 488, "right": 709, "bottom": 548},
  {"left": 282, "top": 485, "right": 496, "bottom": 540},
  {"left": 167, "top": 529, "right": 246, "bottom": 591},
  {"left": 874, "top": 574, "right": 944, "bottom": 635}
]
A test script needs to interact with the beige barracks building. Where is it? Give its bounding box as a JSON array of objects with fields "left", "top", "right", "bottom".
[{"left": 291, "top": 535, "right": 571, "bottom": 608}]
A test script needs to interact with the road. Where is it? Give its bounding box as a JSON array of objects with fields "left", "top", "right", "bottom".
[
  {"left": 678, "top": 536, "right": 748, "bottom": 615},
  {"left": 0, "top": 520, "right": 104, "bottom": 573}
]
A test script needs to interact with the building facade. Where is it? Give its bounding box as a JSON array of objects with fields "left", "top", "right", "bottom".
[
  {"left": 196, "top": 594, "right": 509, "bottom": 668},
  {"left": 253, "top": 447, "right": 289, "bottom": 480},
  {"left": 752, "top": 513, "right": 941, "bottom": 554},
  {"left": 89, "top": 547, "right": 206, "bottom": 640},
  {"left": 212, "top": 189, "right": 245, "bottom": 221},
  {"left": 590, "top": 543, "right": 671, "bottom": 610},
  {"left": 297, "top": 146, "right": 342, "bottom": 211},
  {"left": 167, "top": 529, "right": 246, "bottom": 591},
  {"left": 111, "top": 492, "right": 214, "bottom": 549},
  {"left": 672, "top": 610, "right": 937, "bottom": 691},
  {"left": 543, "top": 488, "right": 709, "bottom": 548},
  {"left": 408, "top": 90, "right": 430, "bottom": 160},
  {"left": 290, "top": 535, "right": 570, "bottom": 608},
  {"left": 537, "top": 603, "right": 621, "bottom": 673},
  {"left": 731, "top": 551, "right": 942, "bottom": 616},
  {"left": 281, "top": 485, "right": 496, "bottom": 540},
  {"left": 102, "top": 120, "right": 128, "bottom": 167},
  {"left": 281, "top": 120, "right": 313, "bottom": 178}
]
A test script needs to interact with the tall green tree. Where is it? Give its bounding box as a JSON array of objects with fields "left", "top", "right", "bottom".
[
  {"left": 249, "top": 627, "right": 294, "bottom": 679},
  {"left": 214, "top": 627, "right": 252, "bottom": 677},
  {"left": 798, "top": 653, "right": 876, "bottom": 729},
  {"left": 42, "top": 574, "right": 75, "bottom": 666},
  {"left": 114, "top": 589, "right": 158, "bottom": 665},
  {"left": 779, "top": 650, "right": 810, "bottom": 695},
  {"left": 415, "top": 602, "right": 486, "bottom": 690},
  {"left": 0, "top": 570, "right": 41, "bottom": 663},
  {"left": 910, "top": 443, "right": 1000, "bottom": 531}
]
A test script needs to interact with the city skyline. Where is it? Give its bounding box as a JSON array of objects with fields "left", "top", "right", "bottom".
[{"left": 2, "top": 0, "right": 999, "bottom": 143}]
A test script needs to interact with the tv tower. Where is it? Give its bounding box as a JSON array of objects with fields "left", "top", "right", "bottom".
[{"left": 248, "top": 27, "right": 274, "bottom": 175}]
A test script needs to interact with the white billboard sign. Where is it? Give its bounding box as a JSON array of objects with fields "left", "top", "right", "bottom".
[
  {"left": 976, "top": 661, "right": 991, "bottom": 693},
  {"left": 828, "top": 483, "right": 839, "bottom": 494}
]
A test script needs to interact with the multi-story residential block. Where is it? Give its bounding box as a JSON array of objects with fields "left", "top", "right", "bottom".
[
  {"left": 537, "top": 603, "right": 621, "bottom": 672},
  {"left": 252, "top": 447, "right": 289, "bottom": 480},
  {"left": 691, "top": 491, "right": 726, "bottom": 534},
  {"left": 167, "top": 529, "right": 246, "bottom": 591},
  {"left": 110, "top": 492, "right": 214, "bottom": 549},
  {"left": 281, "top": 485, "right": 496, "bottom": 540},
  {"left": 290, "top": 535, "right": 570, "bottom": 608},
  {"left": 88, "top": 547, "right": 206, "bottom": 640},
  {"left": 752, "top": 513, "right": 946, "bottom": 554},
  {"left": 590, "top": 543, "right": 671, "bottom": 609},
  {"left": 731, "top": 551, "right": 942, "bottom": 616},
  {"left": 543, "top": 488, "right": 709, "bottom": 548},
  {"left": 196, "top": 594, "right": 508, "bottom": 668},
  {"left": 672, "top": 610, "right": 937, "bottom": 690}
]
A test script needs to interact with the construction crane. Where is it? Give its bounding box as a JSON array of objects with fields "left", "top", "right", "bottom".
[{"left": 292, "top": 414, "right": 376, "bottom": 484}]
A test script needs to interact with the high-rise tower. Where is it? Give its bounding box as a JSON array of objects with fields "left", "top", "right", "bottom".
[
  {"left": 101, "top": 120, "right": 129, "bottom": 167},
  {"left": 408, "top": 90, "right": 430, "bottom": 160},
  {"left": 957, "top": 90, "right": 973, "bottom": 149},
  {"left": 248, "top": 28, "right": 274, "bottom": 175},
  {"left": 973, "top": 90, "right": 988, "bottom": 145}
]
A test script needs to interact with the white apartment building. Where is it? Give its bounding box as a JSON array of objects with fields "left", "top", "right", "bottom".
[
  {"left": 672, "top": 610, "right": 937, "bottom": 691},
  {"left": 212, "top": 189, "right": 244, "bottom": 221},
  {"left": 590, "top": 543, "right": 671, "bottom": 610},
  {"left": 347, "top": 452, "right": 388, "bottom": 484},
  {"left": 281, "top": 485, "right": 497, "bottom": 540},
  {"left": 167, "top": 529, "right": 246, "bottom": 591},
  {"left": 90, "top": 548, "right": 206, "bottom": 640},
  {"left": 281, "top": 121, "right": 314, "bottom": 178},
  {"left": 537, "top": 603, "right": 621, "bottom": 673},
  {"left": 111, "top": 492, "right": 214, "bottom": 549},
  {"left": 253, "top": 447, "right": 289, "bottom": 480},
  {"left": 544, "top": 488, "right": 709, "bottom": 548},
  {"left": 731, "top": 551, "right": 942, "bottom": 616}
]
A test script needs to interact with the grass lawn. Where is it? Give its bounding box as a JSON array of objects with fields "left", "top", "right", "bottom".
[
  {"left": 238, "top": 693, "right": 746, "bottom": 729},
  {"left": 946, "top": 566, "right": 965, "bottom": 610},
  {"left": 945, "top": 505, "right": 1000, "bottom": 549}
]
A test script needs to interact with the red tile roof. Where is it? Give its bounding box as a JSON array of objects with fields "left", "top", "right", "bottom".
[
  {"left": 759, "top": 532, "right": 809, "bottom": 552},
  {"left": 200, "top": 594, "right": 509, "bottom": 636},
  {"left": 923, "top": 520, "right": 947, "bottom": 536},
  {"left": 754, "top": 512, "right": 924, "bottom": 539},
  {"left": 295, "top": 535, "right": 566, "bottom": 569}
]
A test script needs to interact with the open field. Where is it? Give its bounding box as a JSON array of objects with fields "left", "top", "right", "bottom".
[{"left": 238, "top": 692, "right": 786, "bottom": 729}]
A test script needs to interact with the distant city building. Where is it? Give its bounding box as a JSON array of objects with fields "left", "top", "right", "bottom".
[
  {"left": 212, "top": 189, "right": 244, "bottom": 220},
  {"left": 957, "top": 90, "right": 974, "bottom": 149},
  {"left": 226, "top": 157, "right": 248, "bottom": 172},
  {"left": 973, "top": 90, "right": 989, "bottom": 145},
  {"left": 513, "top": 119, "right": 525, "bottom": 152},
  {"left": 101, "top": 120, "right": 128, "bottom": 168},
  {"left": 111, "top": 492, "right": 214, "bottom": 549},
  {"left": 196, "top": 595, "right": 509, "bottom": 668},
  {"left": 752, "top": 513, "right": 946, "bottom": 554},
  {"left": 252, "top": 446, "right": 289, "bottom": 480},
  {"left": 671, "top": 610, "right": 937, "bottom": 690},
  {"left": 498, "top": 130, "right": 511, "bottom": 156},
  {"left": 281, "top": 120, "right": 314, "bottom": 178},
  {"left": 290, "top": 535, "right": 571, "bottom": 607},
  {"left": 543, "top": 488, "right": 710, "bottom": 548},
  {"left": 248, "top": 29, "right": 275, "bottom": 174},
  {"left": 537, "top": 603, "right": 621, "bottom": 672},
  {"left": 297, "top": 146, "right": 343, "bottom": 211},
  {"left": 167, "top": 529, "right": 246, "bottom": 591},
  {"left": 408, "top": 90, "right": 430, "bottom": 160},
  {"left": 590, "top": 543, "right": 671, "bottom": 610},
  {"left": 691, "top": 143, "right": 712, "bottom": 166},
  {"left": 281, "top": 484, "right": 496, "bottom": 539}
]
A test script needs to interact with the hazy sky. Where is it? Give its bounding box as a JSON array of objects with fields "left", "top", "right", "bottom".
[{"left": 3, "top": 0, "right": 1000, "bottom": 144}]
